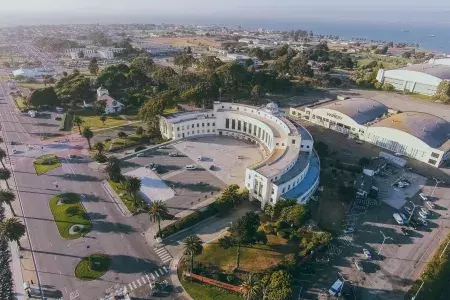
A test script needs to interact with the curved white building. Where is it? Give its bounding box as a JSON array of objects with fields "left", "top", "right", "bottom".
[
  {"left": 160, "top": 102, "right": 320, "bottom": 207},
  {"left": 290, "top": 98, "right": 450, "bottom": 167}
]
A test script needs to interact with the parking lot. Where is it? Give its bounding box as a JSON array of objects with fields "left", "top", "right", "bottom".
[
  {"left": 121, "top": 136, "right": 263, "bottom": 215},
  {"left": 296, "top": 164, "right": 449, "bottom": 300}
]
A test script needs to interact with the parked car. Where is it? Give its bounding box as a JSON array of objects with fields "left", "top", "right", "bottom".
[
  {"left": 168, "top": 152, "right": 178, "bottom": 157},
  {"left": 237, "top": 155, "right": 244, "bottom": 159},
  {"left": 418, "top": 217, "right": 428, "bottom": 226},
  {"left": 404, "top": 206, "right": 413, "bottom": 215},
  {"left": 355, "top": 140, "right": 363, "bottom": 144},
  {"left": 354, "top": 259, "right": 363, "bottom": 271},
  {"left": 68, "top": 154, "right": 83, "bottom": 160},
  {"left": 54, "top": 115, "right": 62, "bottom": 121},
  {"left": 145, "top": 162, "right": 155, "bottom": 169},
  {"left": 185, "top": 165, "right": 197, "bottom": 170},
  {"left": 395, "top": 152, "right": 403, "bottom": 157},
  {"left": 419, "top": 193, "right": 428, "bottom": 201},
  {"left": 426, "top": 201, "right": 435, "bottom": 209},
  {"left": 393, "top": 213, "right": 404, "bottom": 225},
  {"left": 363, "top": 248, "right": 372, "bottom": 259},
  {"left": 420, "top": 207, "right": 430, "bottom": 216},
  {"left": 209, "top": 165, "right": 215, "bottom": 170},
  {"left": 343, "top": 227, "right": 355, "bottom": 234},
  {"left": 418, "top": 210, "right": 428, "bottom": 219},
  {"left": 399, "top": 213, "right": 409, "bottom": 224},
  {"left": 409, "top": 218, "right": 419, "bottom": 229},
  {"left": 401, "top": 227, "right": 409, "bottom": 236},
  {"left": 328, "top": 279, "right": 344, "bottom": 296}
]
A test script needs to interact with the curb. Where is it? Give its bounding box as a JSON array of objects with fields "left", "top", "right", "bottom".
[
  {"left": 100, "top": 180, "right": 132, "bottom": 217},
  {"left": 170, "top": 253, "right": 193, "bottom": 300}
]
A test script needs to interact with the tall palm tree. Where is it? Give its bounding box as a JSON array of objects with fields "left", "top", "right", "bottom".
[
  {"left": 73, "top": 116, "right": 83, "bottom": 134},
  {"left": 0, "top": 148, "right": 8, "bottom": 168},
  {"left": 124, "top": 176, "right": 141, "bottom": 205},
  {"left": 0, "top": 189, "right": 16, "bottom": 216},
  {"left": 0, "top": 168, "right": 11, "bottom": 189},
  {"left": 183, "top": 235, "right": 203, "bottom": 272},
  {"left": 242, "top": 273, "right": 262, "bottom": 300},
  {"left": 82, "top": 127, "right": 94, "bottom": 150},
  {"left": 1, "top": 218, "right": 26, "bottom": 249},
  {"left": 148, "top": 200, "right": 168, "bottom": 237},
  {"left": 93, "top": 141, "right": 105, "bottom": 155}
]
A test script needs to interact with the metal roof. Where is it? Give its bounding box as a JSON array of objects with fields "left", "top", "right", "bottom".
[
  {"left": 371, "top": 112, "right": 450, "bottom": 149},
  {"left": 316, "top": 98, "right": 388, "bottom": 125},
  {"left": 398, "top": 63, "right": 450, "bottom": 80}
]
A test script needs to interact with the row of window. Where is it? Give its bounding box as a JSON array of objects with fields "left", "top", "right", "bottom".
[
  {"left": 225, "top": 118, "right": 273, "bottom": 147},
  {"left": 176, "top": 129, "right": 216, "bottom": 138},
  {"left": 175, "top": 122, "right": 216, "bottom": 131}
]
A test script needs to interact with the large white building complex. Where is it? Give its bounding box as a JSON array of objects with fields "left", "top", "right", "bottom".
[
  {"left": 290, "top": 98, "right": 450, "bottom": 167},
  {"left": 160, "top": 102, "right": 320, "bottom": 207},
  {"left": 376, "top": 60, "right": 450, "bottom": 96}
]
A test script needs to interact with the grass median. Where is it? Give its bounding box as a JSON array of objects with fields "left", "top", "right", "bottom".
[
  {"left": 33, "top": 154, "right": 62, "bottom": 175},
  {"left": 48, "top": 193, "right": 92, "bottom": 239},
  {"left": 75, "top": 254, "right": 110, "bottom": 281},
  {"left": 107, "top": 180, "right": 147, "bottom": 214}
]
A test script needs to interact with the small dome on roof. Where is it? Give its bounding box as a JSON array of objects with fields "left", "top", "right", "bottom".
[{"left": 266, "top": 102, "right": 278, "bottom": 110}]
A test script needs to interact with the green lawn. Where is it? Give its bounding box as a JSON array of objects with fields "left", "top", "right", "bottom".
[
  {"left": 181, "top": 277, "right": 243, "bottom": 300},
  {"left": 196, "top": 234, "right": 297, "bottom": 273},
  {"left": 107, "top": 180, "right": 147, "bottom": 214},
  {"left": 74, "top": 254, "right": 110, "bottom": 281},
  {"left": 105, "top": 133, "right": 147, "bottom": 152},
  {"left": 13, "top": 97, "right": 29, "bottom": 111},
  {"left": 33, "top": 154, "right": 62, "bottom": 175},
  {"left": 77, "top": 114, "right": 128, "bottom": 131},
  {"left": 18, "top": 82, "right": 49, "bottom": 90},
  {"left": 48, "top": 193, "right": 92, "bottom": 239}
]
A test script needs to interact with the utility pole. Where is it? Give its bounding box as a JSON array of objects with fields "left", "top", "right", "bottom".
[{"left": 379, "top": 230, "right": 393, "bottom": 256}]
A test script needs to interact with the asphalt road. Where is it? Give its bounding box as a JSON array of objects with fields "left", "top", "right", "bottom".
[{"left": 0, "top": 81, "right": 165, "bottom": 300}]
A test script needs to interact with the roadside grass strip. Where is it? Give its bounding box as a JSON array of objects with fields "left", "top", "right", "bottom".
[
  {"left": 75, "top": 254, "right": 110, "bottom": 281},
  {"left": 33, "top": 154, "right": 61, "bottom": 175}
]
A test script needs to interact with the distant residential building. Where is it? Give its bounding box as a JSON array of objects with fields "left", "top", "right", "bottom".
[
  {"left": 145, "top": 45, "right": 182, "bottom": 56},
  {"left": 96, "top": 87, "right": 124, "bottom": 114},
  {"left": 225, "top": 53, "right": 258, "bottom": 66},
  {"left": 12, "top": 67, "right": 54, "bottom": 78}
]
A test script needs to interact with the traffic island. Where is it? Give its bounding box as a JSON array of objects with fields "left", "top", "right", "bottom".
[
  {"left": 33, "top": 154, "right": 61, "bottom": 175},
  {"left": 75, "top": 254, "right": 110, "bottom": 281},
  {"left": 49, "top": 193, "right": 92, "bottom": 239}
]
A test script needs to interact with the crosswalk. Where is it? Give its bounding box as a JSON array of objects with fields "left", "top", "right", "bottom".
[
  {"left": 124, "top": 266, "right": 170, "bottom": 292},
  {"left": 4, "top": 156, "right": 15, "bottom": 171},
  {"left": 154, "top": 247, "right": 172, "bottom": 264}
]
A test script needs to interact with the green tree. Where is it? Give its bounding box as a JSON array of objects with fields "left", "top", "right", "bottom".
[
  {"left": 88, "top": 58, "right": 99, "bottom": 75},
  {"left": 82, "top": 127, "right": 94, "bottom": 149},
  {"left": 198, "top": 55, "right": 223, "bottom": 73},
  {"left": 250, "top": 85, "right": 264, "bottom": 105},
  {"left": 242, "top": 273, "right": 262, "bottom": 300},
  {"left": 183, "top": 235, "right": 203, "bottom": 272},
  {"left": 0, "top": 168, "right": 11, "bottom": 190},
  {"left": 218, "top": 212, "right": 267, "bottom": 269},
  {"left": 26, "top": 87, "right": 60, "bottom": 107},
  {"left": 149, "top": 200, "right": 169, "bottom": 237},
  {"left": 279, "top": 204, "right": 309, "bottom": 227},
  {"left": 100, "top": 115, "right": 107, "bottom": 125},
  {"left": 105, "top": 157, "right": 122, "bottom": 182},
  {"left": 93, "top": 100, "right": 107, "bottom": 115},
  {"left": 93, "top": 141, "right": 105, "bottom": 155},
  {"left": 73, "top": 116, "right": 83, "bottom": 134},
  {"left": 0, "top": 190, "right": 16, "bottom": 216},
  {"left": 1, "top": 218, "right": 26, "bottom": 249},
  {"left": 124, "top": 176, "right": 142, "bottom": 205},
  {"left": 263, "top": 270, "right": 292, "bottom": 300},
  {"left": 135, "top": 126, "right": 144, "bottom": 136},
  {"left": 435, "top": 80, "right": 450, "bottom": 103},
  {"left": 290, "top": 56, "right": 314, "bottom": 77},
  {"left": 174, "top": 53, "right": 195, "bottom": 74},
  {"left": 130, "top": 56, "right": 155, "bottom": 75},
  {"left": 0, "top": 148, "right": 7, "bottom": 169}
]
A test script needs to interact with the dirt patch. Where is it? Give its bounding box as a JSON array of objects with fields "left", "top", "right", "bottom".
[{"left": 147, "top": 37, "right": 222, "bottom": 48}]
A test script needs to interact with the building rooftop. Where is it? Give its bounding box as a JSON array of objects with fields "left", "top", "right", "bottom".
[
  {"left": 312, "top": 98, "right": 388, "bottom": 125},
  {"left": 274, "top": 151, "right": 310, "bottom": 185},
  {"left": 256, "top": 146, "right": 299, "bottom": 178},
  {"left": 356, "top": 174, "right": 373, "bottom": 195},
  {"left": 282, "top": 151, "right": 320, "bottom": 200},
  {"left": 371, "top": 112, "right": 450, "bottom": 149},
  {"left": 398, "top": 63, "right": 450, "bottom": 80}
]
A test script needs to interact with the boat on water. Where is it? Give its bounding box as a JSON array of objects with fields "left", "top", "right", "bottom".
[
  {"left": 430, "top": 34, "right": 436, "bottom": 37},
  {"left": 402, "top": 29, "right": 409, "bottom": 32}
]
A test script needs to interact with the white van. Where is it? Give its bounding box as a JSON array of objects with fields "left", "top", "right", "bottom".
[
  {"left": 185, "top": 165, "right": 197, "bottom": 170},
  {"left": 328, "top": 279, "right": 343, "bottom": 296},
  {"left": 393, "top": 213, "right": 404, "bottom": 225}
]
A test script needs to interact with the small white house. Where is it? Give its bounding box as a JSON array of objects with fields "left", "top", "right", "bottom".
[{"left": 96, "top": 87, "right": 124, "bottom": 114}]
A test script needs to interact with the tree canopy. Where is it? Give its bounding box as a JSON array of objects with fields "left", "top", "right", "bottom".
[{"left": 27, "top": 87, "right": 60, "bottom": 107}]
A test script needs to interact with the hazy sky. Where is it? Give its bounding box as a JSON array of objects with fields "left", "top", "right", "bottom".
[{"left": 1, "top": 0, "right": 450, "bottom": 25}]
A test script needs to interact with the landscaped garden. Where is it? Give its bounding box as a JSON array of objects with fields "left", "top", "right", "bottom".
[
  {"left": 108, "top": 179, "right": 147, "bottom": 214},
  {"left": 74, "top": 253, "right": 110, "bottom": 280},
  {"left": 33, "top": 154, "right": 61, "bottom": 175},
  {"left": 48, "top": 193, "right": 92, "bottom": 239}
]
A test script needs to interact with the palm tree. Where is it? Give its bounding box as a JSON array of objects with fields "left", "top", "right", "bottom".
[
  {"left": 0, "top": 189, "right": 16, "bottom": 216},
  {"left": 93, "top": 141, "right": 105, "bottom": 155},
  {"left": 183, "top": 235, "right": 203, "bottom": 272},
  {"left": 100, "top": 115, "right": 107, "bottom": 125},
  {"left": 0, "top": 148, "right": 8, "bottom": 168},
  {"left": 124, "top": 176, "right": 141, "bottom": 205},
  {"left": 73, "top": 116, "right": 83, "bottom": 134},
  {"left": 82, "top": 127, "right": 94, "bottom": 149},
  {"left": 1, "top": 218, "right": 26, "bottom": 249},
  {"left": 148, "top": 200, "right": 168, "bottom": 237},
  {"left": 0, "top": 168, "right": 11, "bottom": 189},
  {"left": 135, "top": 126, "right": 144, "bottom": 142},
  {"left": 242, "top": 273, "right": 262, "bottom": 300}
]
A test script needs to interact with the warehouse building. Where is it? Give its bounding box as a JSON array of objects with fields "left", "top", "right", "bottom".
[
  {"left": 376, "top": 63, "right": 450, "bottom": 96},
  {"left": 290, "top": 98, "right": 450, "bottom": 167},
  {"left": 160, "top": 102, "right": 320, "bottom": 207}
]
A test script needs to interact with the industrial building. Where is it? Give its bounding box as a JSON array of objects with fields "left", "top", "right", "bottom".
[
  {"left": 12, "top": 67, "right": 55, "bottom": 78},
  {"left": 290, "top": 98, "right": 450, "bottom": 167},
  {"left": 376, "top": 63, "right": 450, "bottom": 96},
  {"left": 65, "top": 47, "right": 124, "bottom": 60},
  {"left": 160, "top": 102, "right": 320, "bottom": 206}
]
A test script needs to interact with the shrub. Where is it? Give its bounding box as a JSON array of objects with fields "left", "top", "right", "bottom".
[
  {"left": 93, "top": 153, "right": 107, "bottom": 163},
  {"left": 274, "top": 221, "right": 287, "bottom": 230},
  {"left": 262, "top": 223, "right": 274, "bottom": 234},
  {"left": 226, "top": 274, "right": 236, "bottom": 283},
  {"left": 277, "top": 231, "right": 287, "bottom": 239}
]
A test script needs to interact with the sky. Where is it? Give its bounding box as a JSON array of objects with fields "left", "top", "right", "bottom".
[{"left": 1, "top": 0, "right": 450, "bottom": 25}]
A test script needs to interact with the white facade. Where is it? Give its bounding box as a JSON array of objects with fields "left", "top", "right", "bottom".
[
  {"left": 429, "top": 58, "right": 450, "bottom": 66},
  {"left": 290, "top": 101, "right": 450, "bottom": 167},
  {"left": 12, "top": 68, "right": 54, "bottom": 78},
  {"left": 66, "top": 48, "right": 124, "bottom": 60},
  {"left": 96, "top": 87, "right": 124, "bottom": 114},
  {"left": 376, "top": 69, "right": 442, "bottom": 96},
  {"left": 160, "top": 102, "right": 320, "bottom": 207}
]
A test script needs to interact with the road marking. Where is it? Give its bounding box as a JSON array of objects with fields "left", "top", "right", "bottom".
[
  {"left": 141, "top": 276, "right": 147, "bottom": 283},
  {"left": 150, "top": 273, "right": 156, "bottom": 280},
  {"left": 163, "top": 266, "right": 169, "bottom": 273},
  {"left": 120, "top": 234, "right": 124, "bottom": 238},
  {"left": 127, "top": 245, "right": 131, "bottom": 249},
  {"left": 54, "top": 256, "right": 57, "bottom": 260},
  {"left": 128, "top": 283, "right": 133, "bottom": 291},
  {"left": 137, "top": 278, "right": 142, "bottom": 286},
  {"left": 154, "top": 271, "right": 160, "bottom": 278},
  {"left": 146, "top": 274, "right": 151, "bottom": 281},
  {"left": 132, "top": 282, "right": 137, "bottom": 288}
]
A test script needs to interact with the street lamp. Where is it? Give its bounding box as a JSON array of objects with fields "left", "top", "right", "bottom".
[
  {"left": 408, "top": 201, "right": 421, "bottom": 222},
  {"left": 430, "top": 178, "right": 444, "bottom": 198},
  {"left": 379, "top": 230, "right": 393, "bottom": 256}
]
